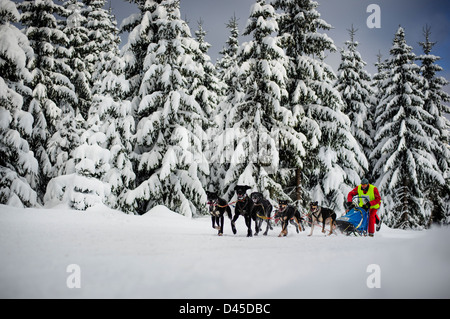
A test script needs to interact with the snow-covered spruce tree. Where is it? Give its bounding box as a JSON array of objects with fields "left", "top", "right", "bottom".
[
  {"left": 417, "top": 25, "right": 450, "bottom": 226},
  {"left": 69, "top": 115, "right": 111, "bottom": 210},
  {"left": 0, "top": 0, "right": 38, "bottom": 207},
  {"left": 125, "top": 0, "right": 210, "bottom": 217},
  {"left": 44, "top": 114, "right": 111, "bottom": 210},
  {"left": 193, "top": 19, "right": 223, "bottom": 120},
  {"left": 121, "top": 0, "right": 162, "bottom": 103},
  {"left": 193, "top": 19, "right": 225, "bottom": 192},
  {"left": 19, "top": 0, "right": 78, "bottom": 200},
  {"left": 218, "top": 0, "right": 306, "bottom": 202},
  {"left": 210, "top": 15, "right": 241, "bottom": 196},
  {"left": 46, "top": 110, "right": 85, "bottom": 178},
  {"left": 45, "top": 53, "right": 132, "bottom": 212},
  {"left": 83, "top": 0, "right": 121, "bottom": 91},
  {"left": 45, "top": 0, "right": 93, "bottom": 180},
  {"left": 370, "top": 51, "right": 388, "bottom": 182},
  {"left": 192, "top": 20, "right": 225, "bottom": 189},
  {"left": 215, "top": 14, "right": 240, "bottom": 94},
  {"left": 273, "top": 0, "right": 367, "bottom": 211},
  {"left": 335, "top": 26, "right": 373, "bottom": 175},
  {"left": 62, "top": 0, "right": 92, "bottom": 118},
  {"left": 371, "top": 27, "right": 444, "bottom": 229},
  {"left": 90, "top": 25, "right": 136, "bottom": 214}
]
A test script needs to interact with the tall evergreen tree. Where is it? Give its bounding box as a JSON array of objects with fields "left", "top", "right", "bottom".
[
  {"left": 370, "top": 51, "right": 388, "bottom": 182},
  {"left": 121, "top": 0, "right": 162, "bottom": 102},
  {"left": 218, "top": 0, "right": 305, "bottom": 201},
  {"left": 335, "top": 26, "right": 373, "bottom": 174},
  {"left": 83, "top": 0, "right": 121, "bottom": 91},
  {"left": 125, "top": 0, "right": 210, "bottom": 217},
  {"left": 91, "top": 24, "right": 136, "bottom": 213},
  {"left": 193, "top": 19, "right": 224, "bottom": 192},
  {"left": 63, "top": 0, "right": 91, "bottom": 118},
  {"left": 19, "top": 0, "right": 78, "bottom": 200},
  {"left": 372, "top": 27, "right": 444, "bottom": 229},
  {"left": 211, "top": 15, "right": 241, "bottom": 195},
  {"left": 417, "top": 25, "right": 450, "bottom": 226},
  {"left": 0, "top": 0, "right": 38, "bottom": 207},
  {"left": 193, "top": 19, "right": 222, "bottom": 121},
  {"left": 273, "top": 0, "right": 366, "bottom": 211},
  {"left": 44, "top": 113, "right": 111, "bottom": 210},
  {"left": 216, "top": 14, "right": 240, "bottom": 93}
]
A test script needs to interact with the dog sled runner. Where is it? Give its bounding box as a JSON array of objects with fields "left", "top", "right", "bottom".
[{"left": 336, "top": 196, "right": 369, "bottom": 236}]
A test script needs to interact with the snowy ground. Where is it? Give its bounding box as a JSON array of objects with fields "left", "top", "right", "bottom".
[{"left": 0, "top": 203, "right": 449, "bottom": 299}]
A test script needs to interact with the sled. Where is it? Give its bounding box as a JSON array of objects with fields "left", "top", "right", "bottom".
[{"left": 336, "top": 196, "right": 369, "bottom": 236}]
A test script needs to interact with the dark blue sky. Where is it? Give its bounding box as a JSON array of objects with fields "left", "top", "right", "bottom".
[{"left": 111, "top": 0, "right": 450, "bottom": 90}]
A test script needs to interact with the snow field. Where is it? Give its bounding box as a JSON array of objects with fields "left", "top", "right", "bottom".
[{"left": 0, "top": 204, "right": 449, "bottom": 299}]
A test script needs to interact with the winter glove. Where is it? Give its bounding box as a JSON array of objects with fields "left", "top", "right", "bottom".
[
  {"left": 363, "top": 202, "right": 371, "bottom": 211},
  {"left": 345, "top": 201, "right": 353, "bottom": 210}
]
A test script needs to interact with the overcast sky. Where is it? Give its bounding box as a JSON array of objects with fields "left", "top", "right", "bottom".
[
  {"left": 111, "top": 0, "right": 450, "bottom": 74},
  {"left": 111, "top": 0, "right": 450, "bottom": 95}
]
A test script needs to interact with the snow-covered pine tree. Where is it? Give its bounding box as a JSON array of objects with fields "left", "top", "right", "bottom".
[
  {"left": 210, "top": 15, "right": 241, "bottom": 195},
  {"left": 62, "top": 0, "right": 92, "bottom": 118},
  {"left": 215, "top": 14, "right": 240, "bottom": 94},
  {"left": 44, "top": 114, "right": 111, "bottom": 210},
  {"left": 90, "top": 16, "right": 136, "bottom": 214},
  {"left": 370, "top": 51, "right": 388, "bottom": 183},
  {"left": 46, "top": 110, "right": 85, "bottom": 177},
  {"left": 193, "top": 19, "right": 225, "bottom": 192},
  {"left": 19, "top": 0, "right": 78, "bottom": 200},
  {"left": 193, "top": 19, "right": 222, "bottom": 121},
  {"left": 45, "top": 0, "right": 92, "bottom": 180},
  {"left": 192, "top": 20, "right": 225, "bottom": 189},
  {"left": 273, "top": 0, "right": 367, "bottom": 211},
  {"left": 83, "top": 0, "right": 121, "bottom": 90},
  {"left": 69, "top": 114, "right": 111, "bottom": 210},
  {"left": 125, "top": 0, "right": 209, "bottom": 217},
  {"left": 372, "top": 27, "right": 444, "bottom": 229},
  {"left": 335, "top": 25, "right": 373, "bottom": 175},
  {"left": 417, "top": 25, "right": 450, "bottom": 226},
  {"left": 121, "top": 0, "right": 162, "bottom": 103},
  {"left": 218, "top": 0, "right": 305, "bottom": 201},
  {"left": 0, "top": 0, "right": 38, "bottom": 207}
]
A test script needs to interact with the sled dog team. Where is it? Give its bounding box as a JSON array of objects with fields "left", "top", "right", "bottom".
[
  {"left": 206, "top": 185, "right": 337, "bottom": 238},
  {"left": 207, "top": 180, "right": 381, "bottom": 238}
]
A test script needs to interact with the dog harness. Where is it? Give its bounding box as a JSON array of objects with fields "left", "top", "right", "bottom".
[
  {"left": 238, "top": 196, "right": 251, "bottom": 213},
  {"left": 309, "top": 206, "right": 322, "bottom": 221}
]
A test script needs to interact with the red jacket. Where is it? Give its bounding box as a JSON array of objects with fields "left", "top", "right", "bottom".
[{"left": 347, "top": 184, "right": 381, "bottom": 208}]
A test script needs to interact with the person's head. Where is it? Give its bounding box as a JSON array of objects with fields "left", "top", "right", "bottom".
[{"left": 361, "top": 178, "right": 369, "bottom": 191}]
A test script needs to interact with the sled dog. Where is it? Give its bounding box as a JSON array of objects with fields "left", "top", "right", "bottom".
[
  {"left": 206, "top": 191, "right": 232, "bottom": 236},
  {"left": 250, "top": 192, "right": 273, "bottom": 236},
  {"left": 308, "top": 201, "right": 336, "bottom": 236}
]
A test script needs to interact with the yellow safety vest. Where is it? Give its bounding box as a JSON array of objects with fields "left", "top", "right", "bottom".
[{"left": 357, "top": 184, "right": 380, "bottom": 209}]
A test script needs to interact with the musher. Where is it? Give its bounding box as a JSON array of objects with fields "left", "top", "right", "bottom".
[{"left": 347, "top": 178, "right": 381, "bottom": 237}]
